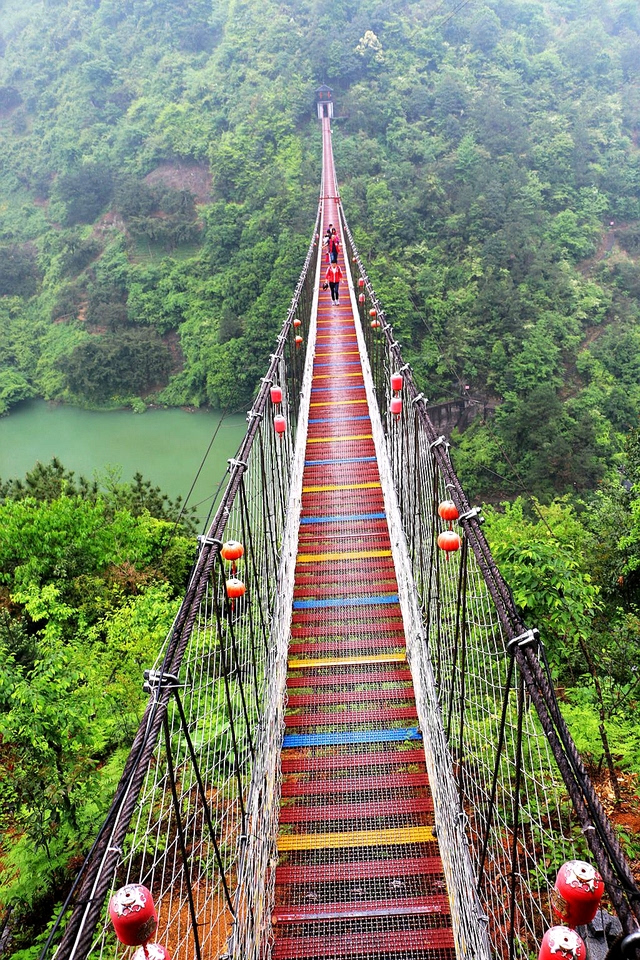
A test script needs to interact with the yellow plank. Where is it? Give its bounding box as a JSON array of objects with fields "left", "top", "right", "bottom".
[
  {"left": 306, "top": 434, "right": 372, "bottom": 444},
  {"left": 302, "top": 482, "right": 380, "bottom": 493},
  {"left": 277, "top": 826, "right": 434, "bottom": 851},
  {"left": 296, "top": 549, "right": 392, "bottom": 563},
  {"left": 288, "top": 653, "right": 406, "bottom": 670}
]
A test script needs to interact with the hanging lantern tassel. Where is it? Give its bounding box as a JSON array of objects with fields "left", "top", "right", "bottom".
[
  {"left": 438, "top": 500, "right": 459, "bottom": 528},
  {"left": 552, "top": 861, "right": 604, "bottom": 928},
  {"left": 109, "top": 885, "right": 158, "bottom": 947},
  {"left": 274, "top": 414, "right": 287, "bottom": 436},
  {"left": 437, "top": 530, "right": 461, "bottom": 559},
  {"left": 270, "top": 384, "right": 283, "bottom": 404},
  {"left": 538, "top": 927, "right": 586, "bottom": 960},
  {"left": 221, "top": 540, "right": 244, "bottom": 577},
  {"left": 390, "top": 397, "right": 402, "bottom": 418},
  {"left": 133, "top": 946, "right": 172, "bottom": 960}
]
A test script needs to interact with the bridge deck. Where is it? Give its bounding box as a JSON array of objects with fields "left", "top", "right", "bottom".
[{"left": 271, "top": 120, "right": 455, "bottom": 960}]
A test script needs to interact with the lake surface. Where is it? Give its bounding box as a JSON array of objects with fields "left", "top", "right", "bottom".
[{"left": 0, "top": 401, "right": 248, "bottom": 528}]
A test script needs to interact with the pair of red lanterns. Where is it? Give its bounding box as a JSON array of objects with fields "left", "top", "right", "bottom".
[
  {"left": 109, "top": 885, "right": 170, "bottom": 960},
  {"left": 221, "top": 539, "right": 245, "bottom": 601},
  {"left": 270, "top": 382, "right": 287, "bottom": 436},
  {"left": 538, "top": 860, "right": 605, "bottom": 960},
  {"left": 390, "top": 370, "right": 402, "bottom": 419},
  {"left": 437, "top": 499, "right": 462, "bottom": 556}
]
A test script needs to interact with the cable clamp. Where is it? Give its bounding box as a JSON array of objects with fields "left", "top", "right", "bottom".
[
  {"left": 412, "top": 393, "right": 426, "bottom": 405},
  {"left": 429, "top": 435, "right": 449, "bottom": 451},
  {"left": 227, "top": 458, "right": 248, "bottom": 471},
  {"left": 197, "top": 535, "right": 222, "bottom": 549},
  {"left": 260, "top": 376, "right": 273, "bottom": 386},
  {"left": 399, "top": 363, "right": 410, "bottom": 373},
  {"left": 269, "top": 353, "right": 279, "bottom": 362},
  {"left": 143, "top": 669, "right": 182, "bottom": 694},
  {"left": 506, "top": 629, "right": 539, "bottom": 655},
  {"left": 477, "top": 913, "right": 490, "bottom": 925},
  {"left": 277, "top": 333, "right": 287, "bottom": 344},
  {"left": 460, "top": 506, "right": 483, "bottom": 523},
  {"left": 620, "top": 932, "right": 640, "bottom": 957},
  {"left": 107, "top": 845, "right": 123, "bottom": 855},
  {"left": 246, "top": 410, "right": 263, "bottom": 422}
]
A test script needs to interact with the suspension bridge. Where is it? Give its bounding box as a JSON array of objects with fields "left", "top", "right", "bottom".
[{"left": 44, "top": 114, "right": 640, "bottom": 960}]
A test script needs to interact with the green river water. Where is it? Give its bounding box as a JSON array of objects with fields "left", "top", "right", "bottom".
[{"left": 0, "top": 401, "right": 248, "bottom": 527}]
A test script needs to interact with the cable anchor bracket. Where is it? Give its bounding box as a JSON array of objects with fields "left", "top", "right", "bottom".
[{"left": 506, "top": 628, "right": 539, "bottom": 656}]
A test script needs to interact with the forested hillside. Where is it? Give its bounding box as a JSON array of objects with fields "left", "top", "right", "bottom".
[
  {"left": 2, "top": 0, "right": 640, "bottom": 953},
  {"left": 0, "top": 0, "right": 639, "bottom": 498}
]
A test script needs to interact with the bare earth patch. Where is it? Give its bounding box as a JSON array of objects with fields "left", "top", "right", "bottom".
[{"left": 145, "top": 162, "right": 212, "bottom": 204}]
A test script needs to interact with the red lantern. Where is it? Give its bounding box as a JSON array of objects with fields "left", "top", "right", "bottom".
[
  {"left": 358, "top": 277, "right": 365, "bottom": 288},
  {"left": 270, "top": 384, "right": 282, "bottom": 404},
  {"left": 437, "top": 531, "right": 461, "bottom": 553},
  {"left": 132, "top": 946, "right": 172, "bottom": 960},
  {"left": 371, "top": 319, "right": 381, "bottom": 329},
  {"left": 438, "top": 500, "right": 459, "bottom": 523},
  {"left": 358, "top": 293, "right": 366, "bottom": 304},
  {"left": 369, "top": 308, "right": 377, "bottom": 318},
  {"left": 226, "top": 577, "right": 246, "bottom": 599},
  {"left": 293, "top": 318, "right": 301, "bottom": 328},
  {"left": 274, "top": 414, "right": 287, "bottom": 435},
  {"left": 390, "top": 397, "right": 402, "bottom": 417},
  {"left": 538, "top": 927, "right": 586, "bottom": 960},
  {"left": 391, "top": 372, "right": 403, "bottom": 392},
  {"left": 295, "top": 335, "right": 303, "bottom": 347},
  {"left": 552, "top": 861, "right": 604, "bottom": 928},
  {"left": 109, "top": 885, "right": 158, "bottom": 947},
  {"left": 221, "top": 540, "right": 244, "bottom": 562}
]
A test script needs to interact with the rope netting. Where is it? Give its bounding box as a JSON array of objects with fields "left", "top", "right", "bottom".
[
  {"left": 45, "top": 207, "right": 321, "bottom": 960},
  {"left": 338, "top": 209, "right": 640, "bottom": 957}
]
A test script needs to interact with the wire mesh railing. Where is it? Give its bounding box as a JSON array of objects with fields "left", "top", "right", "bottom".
[
  {"left": 339, "top": 209, "right": 640, "bottom": 958},
  {"left": 43, "top": 206, "right": 322, "bottom": 960}
]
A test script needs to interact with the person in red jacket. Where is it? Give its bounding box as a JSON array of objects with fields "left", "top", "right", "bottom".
[{"left": 325, "top": 261, "right": 343, "bottom": 304}]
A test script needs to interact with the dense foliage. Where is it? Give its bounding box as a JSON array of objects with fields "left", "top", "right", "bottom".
[{"left": 0, "top": 460, "right": 196, "bottom": 955}]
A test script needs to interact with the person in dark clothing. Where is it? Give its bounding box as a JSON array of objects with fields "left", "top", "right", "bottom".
[
  {"left": 323, "top": 223, "right": 334, "bottom": 262},
  {"left": 325, "top": 262, "right": 343, "bottom": 303}
]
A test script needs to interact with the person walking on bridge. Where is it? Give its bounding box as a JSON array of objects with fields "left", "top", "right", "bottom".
[
  {"left": 329, "top": 227, "right": 340, "bottom": 263},
  {"left": 325, "top": 261, "right": 342, "bottom": 304}
]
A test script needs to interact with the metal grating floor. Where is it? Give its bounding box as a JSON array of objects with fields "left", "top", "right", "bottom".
[{"left": 272, "top": 166, "right": 455, "bottom": 959}]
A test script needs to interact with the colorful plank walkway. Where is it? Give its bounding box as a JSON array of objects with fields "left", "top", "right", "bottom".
[{"left": 271, "top": 118, "right": 455, "bottom": 960}]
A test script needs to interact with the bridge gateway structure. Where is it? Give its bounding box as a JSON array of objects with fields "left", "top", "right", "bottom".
[{"left": 48, "top": 117, "right": 640, "bottom": 960}]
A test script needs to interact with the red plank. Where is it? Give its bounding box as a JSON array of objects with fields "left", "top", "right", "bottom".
[
  {"left": 284, "top": 706, "right": 418, "bottom": 727},
  {"left": 287, "top": 688, "right": 414, "bottom": 708},
  {"left": 276, "top": 855, "right": 444, "bottom": 885},
  {"left": 288, "top": 638, "right": 406, "bottom": 655},
  {"left": 286, "top": 669, "right": 413, "bottom": 687},
  {"left": 273, "top": 896, "right": 450, "bottom": 923},
  {"left": 280, "top": 749, "right": 426, "bottom": 774},
  {"left": 273, "top": 927, "right": 455, "bottom": 959},
  {"left": 279, "top": 796, "right": 432, "bottom": 823},
  {"left": 281, "top": 772, "right": 429, "bottom": 796}
]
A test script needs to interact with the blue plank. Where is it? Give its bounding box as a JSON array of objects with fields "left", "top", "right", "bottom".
[
  {"left": 300, "top": 511, "right": 386, "bottom": 525},
  {"left": 311, "top": 385, "right": 366, "bottom": 393},
  {"left": 283, "top": 729, "right": 422, "bottom": 748},
  {"left": 293, "top": 595, "right": 399, "bottom": 610}
]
